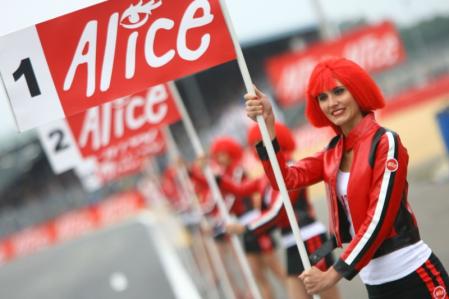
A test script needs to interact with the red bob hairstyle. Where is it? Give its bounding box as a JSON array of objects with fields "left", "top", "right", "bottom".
[
  {"left": 306, "top": 57, "right": 385, "bottom": 128},
  {"left": 210, "top": 137, "right": 243, "bottom": 162},
  {"left": 247, "top": 122, "right": 295, "bottom": 153}
]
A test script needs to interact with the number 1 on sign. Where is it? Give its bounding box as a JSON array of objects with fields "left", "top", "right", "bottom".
[{"left": 13, "top": 58, "right": 41, "bottom": 97}]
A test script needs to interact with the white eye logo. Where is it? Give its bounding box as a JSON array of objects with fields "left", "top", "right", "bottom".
[
  {"left": 120, "top": 0, "right": 163, "bottom": 29},
  {"left": 433, "top": 286, "right": 446, "bottom": 299},
  {"left": 386, "top": 158, "right": 398, "bottom": 172}
]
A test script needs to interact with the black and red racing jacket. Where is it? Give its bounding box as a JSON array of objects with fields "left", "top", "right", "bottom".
[
  {"left": 189, "top": 163, "right": 253, "bottom": 218},
  {"left": 256, "top": 113, "right": 421, "bottom": 280},
  {"left": 218, "top": 175, "right": 317, "bottom": 235}
]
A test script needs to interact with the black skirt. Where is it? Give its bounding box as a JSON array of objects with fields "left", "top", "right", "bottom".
[{"left": 365, "top": 252, "right": 449, "bottom": 299}]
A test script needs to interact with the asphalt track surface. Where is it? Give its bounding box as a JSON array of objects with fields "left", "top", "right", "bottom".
[{"left": 0, "top": 215, "right": 201, "bottom": 299}]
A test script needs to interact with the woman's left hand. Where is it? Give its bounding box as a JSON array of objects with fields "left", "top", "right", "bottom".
[{"left": 298, "top": 266, "right": 341, "bottom": 295}]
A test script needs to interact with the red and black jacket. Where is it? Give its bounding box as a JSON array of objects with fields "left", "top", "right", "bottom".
[
  {"left": 256, "top": 114, "right": 420, "bottom": 280},
  {"left": 189, "top": 163, "right": 254, "bottom": 217},
  {"left": 219, "top": 175, "right": 317, "bottom": 235}
]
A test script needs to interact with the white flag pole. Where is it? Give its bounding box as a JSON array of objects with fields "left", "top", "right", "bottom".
[
  {"left": 146, "top": 157, "right": 220, "bottom": 299},
  {"left": 168, "top": 81, "right": 263, "bottom": 299},
  {"left": 218, "top": 1, "right": 319, "bottom": 298},
  {"left": 163, "top": 127, "right": 237, "bottom": 299}
]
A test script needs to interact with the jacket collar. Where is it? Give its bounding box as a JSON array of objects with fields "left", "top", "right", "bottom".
[{"left": 343, "top": 113, "right": 379, "bottom": 151}]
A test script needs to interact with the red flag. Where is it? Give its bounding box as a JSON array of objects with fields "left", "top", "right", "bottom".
[
  {"left": 0, "top": 0, "right": 236, "bottom": 131},
  {"left": 39, "top": 84, "right": 172, "bottom": 175},
  {"left": 67, "top": 83, "right": 176, "bottom": 157},
  {"left": 94, "top": 131, "right": 166, "bottom": 183}
]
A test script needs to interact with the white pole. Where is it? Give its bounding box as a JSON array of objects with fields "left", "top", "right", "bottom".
[
  {"left": 178, "top": 170, "right": 237, "bottom": 299},
  {"left": 168, "top": 82, "right": 263, "bottom": 299},
  {"left": 146, "top": 155, "right": 221, "bottom": 298},
  {"left": 218, "top": 1, "right": 320, "bottom": 298},
  {"left": 163, "top": 127, "right": 237, "bottom": 299},
  {"left": 181, "top": 238, "right": 214, "bottom": 297},
  {"left": 203, "top": 235, "right": 235, "bottom": 298}
]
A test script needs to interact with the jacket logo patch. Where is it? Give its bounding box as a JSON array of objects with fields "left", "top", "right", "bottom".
[
  {"left": 433, "top": 286, "right": 446, "bottom": 299},
  {"left": 386, "top": 158, "right": 398, "bottom": 172}
]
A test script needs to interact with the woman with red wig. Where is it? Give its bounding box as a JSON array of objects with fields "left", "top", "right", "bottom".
[
  {"left": 224, "top": 122, "right": 341, "bottom": 299},
  {"left": 244, "top": 57, "right": 449, "bottom": 299}
]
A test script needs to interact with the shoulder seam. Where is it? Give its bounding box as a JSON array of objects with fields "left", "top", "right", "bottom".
[{"left": 368, "top": 127, "right": 388, "bottom": 168}]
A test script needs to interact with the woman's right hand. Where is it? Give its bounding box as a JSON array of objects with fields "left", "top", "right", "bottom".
[
  {"left": 225, "top": 221, "right": 245, "bottom": 235},
  {"left": 244, "top": 86, "right": 276, "bottom": 139},
  {"left": 194, "top": 154, "right": 208, "bottom": 170}
]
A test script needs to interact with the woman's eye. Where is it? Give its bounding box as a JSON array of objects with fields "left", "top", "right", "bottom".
[
  {"left": 317, "top": 94, "right": 328, "bottom": 102},
  {"left": 334, "top": 87, "right": 345, "bottom": 95}
]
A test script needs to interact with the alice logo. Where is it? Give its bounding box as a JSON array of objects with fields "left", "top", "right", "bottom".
[
  {"left": 63, "top": 0, "right": 214, "bottom": 97},
  {"left": 120, "top": 0, "right": 163, "bottom": 29}
]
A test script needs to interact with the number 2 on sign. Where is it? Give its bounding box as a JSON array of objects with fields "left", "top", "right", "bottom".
[
  {"left": 13, "top": 58, "right": 41, "bottom": 97},
  {"left": 49, "top": 129, "right": 70, "bottom": 153}
]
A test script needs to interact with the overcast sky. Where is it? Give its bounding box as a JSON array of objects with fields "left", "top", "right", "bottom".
[{"left": 1, "top": 0, "right": 449, "bottom": 139}]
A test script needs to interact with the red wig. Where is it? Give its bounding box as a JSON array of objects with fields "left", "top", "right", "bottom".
[
  {"left": 163, "top": 166, "right": 177, "bottom": 181},
  {"left": 306, "top": 57, "right": 385, "bottom": 129},
  {"left": 210, "top": 137, "right": 243, "bottom": 162},
  {"left": 247, "top": 122, "right": 295, "bottom": 154}
]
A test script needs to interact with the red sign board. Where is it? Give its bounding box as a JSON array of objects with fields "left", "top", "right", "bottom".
[
  {"left": 266, "top": 21, "right": 406, "bottom": 107},
  {"left": 94, "top": 130, "right": 166, "bottom": 183},
  {"left": 39, "top": 84, "right": 172, "bottom": 178},
  {"left": 0, "top": 0, "right": 236, "bottom": 131},
  {"left": 67, "top": 83, "right": 176, "bottom": 158},
  {"left": 95, "top": 129, "right": 166, "bottom": 162}
]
